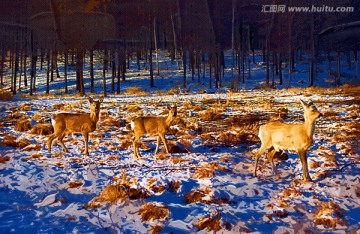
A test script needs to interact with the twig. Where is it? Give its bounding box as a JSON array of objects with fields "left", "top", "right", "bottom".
[{"left": 325, "top": 162, "right": 359, "bottom": 172}]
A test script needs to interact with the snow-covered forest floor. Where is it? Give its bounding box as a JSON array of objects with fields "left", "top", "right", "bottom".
[{"left": 0, "top": 51, "right": 359, "bottom": 233}]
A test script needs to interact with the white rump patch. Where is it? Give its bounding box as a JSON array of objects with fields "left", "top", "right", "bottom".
[
  {"left": 51, "top": 118, "right": 56, "bottom": 127},
  {"left": 130, "top": 121, "right": 134, "bottom": 130}
]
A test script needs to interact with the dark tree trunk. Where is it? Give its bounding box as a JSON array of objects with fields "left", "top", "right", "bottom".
[
  {"left": 103, "top": 49, "right": 108, "bottom": 97},
  {"left": 46, "top": 52, "right": 50, "bottom": 95},
  {"left": 190, "top": 50, "right": 195, "bottom": 81},
  {"left": 40, "top": 51, "right": 44, "bottom": 70},
  {"left": 64, "top": 51, "right": 68, "bottom": 93},
  {"left": 19, "top": 51, "right": 22, "bottom": 91},
  {"left": 150, "top": 39, "right": 154, "bottom": 88},
  {"left": 90, "top": 49, "right": 94, "bottom": 93},
  {"left": 50, "top": 52, "right": 54, "bottom": 82},
  {"left": 209, "top": 57, "right": 212, "bottom": 89},
  {"left": 23, "top": 53, "right": 27, "bottom": 87},
  {"left": 265, "top": 49, "right": 270, "bottom": 88},
  {"left": 279, "top": 53, "right": 283, "bottom": 85},
  {"left": 117, "top": 50, "right": 121, "bottom": 94},
  {"left": 77, "top": 51, "right": 85, "bottom": 96},
  {"left": 336, "top": 51, "right": 341, "bottom": 86},
  {"left": 182, "top": 50, "right": 186, "bottom": 89},
  {"left": 111, "top": 51, "right": 115, "bottom": 92},
  {"left": 0, "top": 49, "right": 4, "bottom": 86},
  {"left": 13, "top": 50, "right": 19, "bottom": 94}
]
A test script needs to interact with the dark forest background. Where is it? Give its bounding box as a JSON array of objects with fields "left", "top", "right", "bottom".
[{"left": 0, "top": 0, "right": 359, "bottom": 96}]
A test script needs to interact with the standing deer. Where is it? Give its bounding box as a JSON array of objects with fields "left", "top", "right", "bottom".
[
  {"left": 131, "top": 104, "right": 177, "bottom": 158},
  {"left": 254, "top": 100, "right": 322, "bottom": 181},
  {"left": 47, "top": 96, "right": 104, "bottom": 156}
]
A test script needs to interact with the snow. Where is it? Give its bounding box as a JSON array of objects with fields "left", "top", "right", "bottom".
[{"left": 0, "top": 50, "right": 359, "bottom": 233}]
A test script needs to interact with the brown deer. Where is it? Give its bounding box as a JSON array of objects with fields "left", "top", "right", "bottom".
[
  {"left": 47, "top": 96, "right": 104, "bottom": 156},
  {"left": 130, "top": 104, "right": 177, "bottom": 158},
  {"left": 254, "top": 100, "right": 322, "bottom": 181}
]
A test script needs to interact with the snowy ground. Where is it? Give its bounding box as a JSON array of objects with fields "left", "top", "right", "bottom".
[{"left": 0, "top": 51, "right": 359, "bottom": 233}]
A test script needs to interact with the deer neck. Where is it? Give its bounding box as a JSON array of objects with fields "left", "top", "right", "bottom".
[
  {"left": 303, "top": 118, "right": 316, "bottom": 138},
  {"left": 165, "top": 115, "right": 174, "bottom": 127},
  {"left": 90, "top": 111, "right": 100, "bottom": 124}
]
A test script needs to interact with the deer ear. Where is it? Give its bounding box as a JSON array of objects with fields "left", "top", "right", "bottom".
[
  {"left": 88, "top": 96, "right": 94, "bottom": 103},
  {"left": 300, "top": 100, "right": 308, "bottom": 108},
  {"left": 167, "top": 104, "right": 171, "bottom": 109}
]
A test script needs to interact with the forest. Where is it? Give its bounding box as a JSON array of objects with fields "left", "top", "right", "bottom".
[{"left": 0, "top": 0, "right": 359, "bottom": 233}]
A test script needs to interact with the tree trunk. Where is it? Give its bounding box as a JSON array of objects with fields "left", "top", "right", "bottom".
[
  {"left": 117, "top": 50, "right": 121, "bottom": 94},
  {"left": 46, "top": 52, "right": 50, "bottom": 95},
  {"left": 150, "top": 35, "right": 154, "bottom": 88},
  {"left": 309, "top": 14, "right": 315, "bottom": 87},
  {"left": 190, "top": 50, "right": 195, "bottom": 81},
  {"left": 19, "top": 51, "right": 22, "bottom": 91},
  {"left": 77, "top": 51, "right": 85, "bottom": 96},
  {"left": 266, "top": 49, "right": 270, "bottom": 88},
  {"left": 154, "top": 17, "right": 160, "bottom": 76},
  {"left": 279, "top": 53, "right": 283, "bottom": 85},
  {"left": 0, "top": 49, "right": 4, "bottom": 86},
  {"left": 23, "top": 53, "right": 27, "bottom": 87},
  {"left": 354, "top": 50, "right": 358, "bottom": 79},
  {"left": 90, "top": 49, "right": 94, "bottom": 93},
  {"left": 209, "top": 56, "right": 212, "bottom": 89},
  {"left": 64, "top": 51, "right": 68, "bottom": 93},
  {"left": 103, "top": 49, "right": 108, "bottom": 97},
  {"left": 182, "top": 50, "right": 186, "bottom": 89},
  {"left": 231, "top": 0, "right": 235, "bottom": 80},
  {"left": 111, "top": 51, "right": 115, "bottom": 92}
]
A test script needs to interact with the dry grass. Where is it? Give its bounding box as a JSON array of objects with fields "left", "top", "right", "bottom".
[
  {"left": 191, "top": 162, "right": 227, "bottom": 179},
  {"left": 183, "top": 100, "right": 204, "bottom": 111},
  {"left": 0, "top": 135, "right": 31, "bottom": 148},
  {"left": 139, "top": 202, "right": 169, "bottom": 222},
  {"left": 86, "top": 171, "right": 149, "bottom": 209},
  {"left": 314, "top": 202, "right": 348, "bottom": 228},
  {"left": 0, "top": 155, "right": 11, "bottom": 164},
  {"left": 185, "top": 187, "right": 215, "bottom": 204},
  {"left": 199, "top": 108, "right": 223, "bottom": 121},
  {"left": 168, "top": 180, "right": 181, "bottom": 193},
  {"left": 19, "top": 103, "right": 32, "bottom": 111},
  {"left": 32, "top": 113, "right": 43, "bottom": 121},
  {"left": 124, "top": 87, "right": 149, "bottom": 96},
  {"left": 68, "top": 181, "right": 84, "bottom": 189},
  {"left": 22, "top": 144, "right": 42, "bottom": 151},
  {"left": 281, "top": 188, "right": 302, "bottom": 198},
  {"left": 23, "top": 153, "right": 44, "bottom": 161},
  {"left": 14, "top": 118, "right": 32, "bottom": 132},
  {"left": 195, "top": 213, "right": 222, "bottom": 232},
  {"left": 170, "top": 156, "right": 189, "bottom": 164},
  {"left": 166, "top": 87, "right": 180, "bottom": 95},
  {"left": 30, "top": 123, "right": 53, "bottom": 135},
  {"left": 0, "top": 89, "right": 12, "bottom": 101},
  {"left": 149, "top": 225, "right": 163, "bottom": 234}
]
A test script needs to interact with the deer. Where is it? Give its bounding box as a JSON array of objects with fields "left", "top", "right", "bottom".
[
  {"left": 253, "top": 100, "right": 322, "bottom": 181},
  {"left": 130, "top": 104, "right": 177, "bottom": 159},
  {"left": 47, "top": 96, "right": 104, "bottom": 156}
]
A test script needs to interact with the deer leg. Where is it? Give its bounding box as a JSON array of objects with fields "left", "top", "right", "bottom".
[
  {"left": 47, "top": 131, "right": 62, "bottom": 153},
  {"left": 160, "top": 134, "right": 170, "bottom": 155},
  {"left": 58, "top": 132, "right": 69, "bottom": 153},
  {"left": 154, "top": 136, "right": 160, "bottom": 155},
  {"left": 254, "top": 146, "right": 268, "bottom": 177},
  {"left": 133, "top": 135, "right": 141, "bottom": 159},
  {"left": 299, "top": 150, "right": 312, "bottom": 182},
  {"left": 266, "top": 148, "right": 279, "bottom": 177},
  {"left": 83, "top": 132, "right": 89, "bottom": 156}
]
